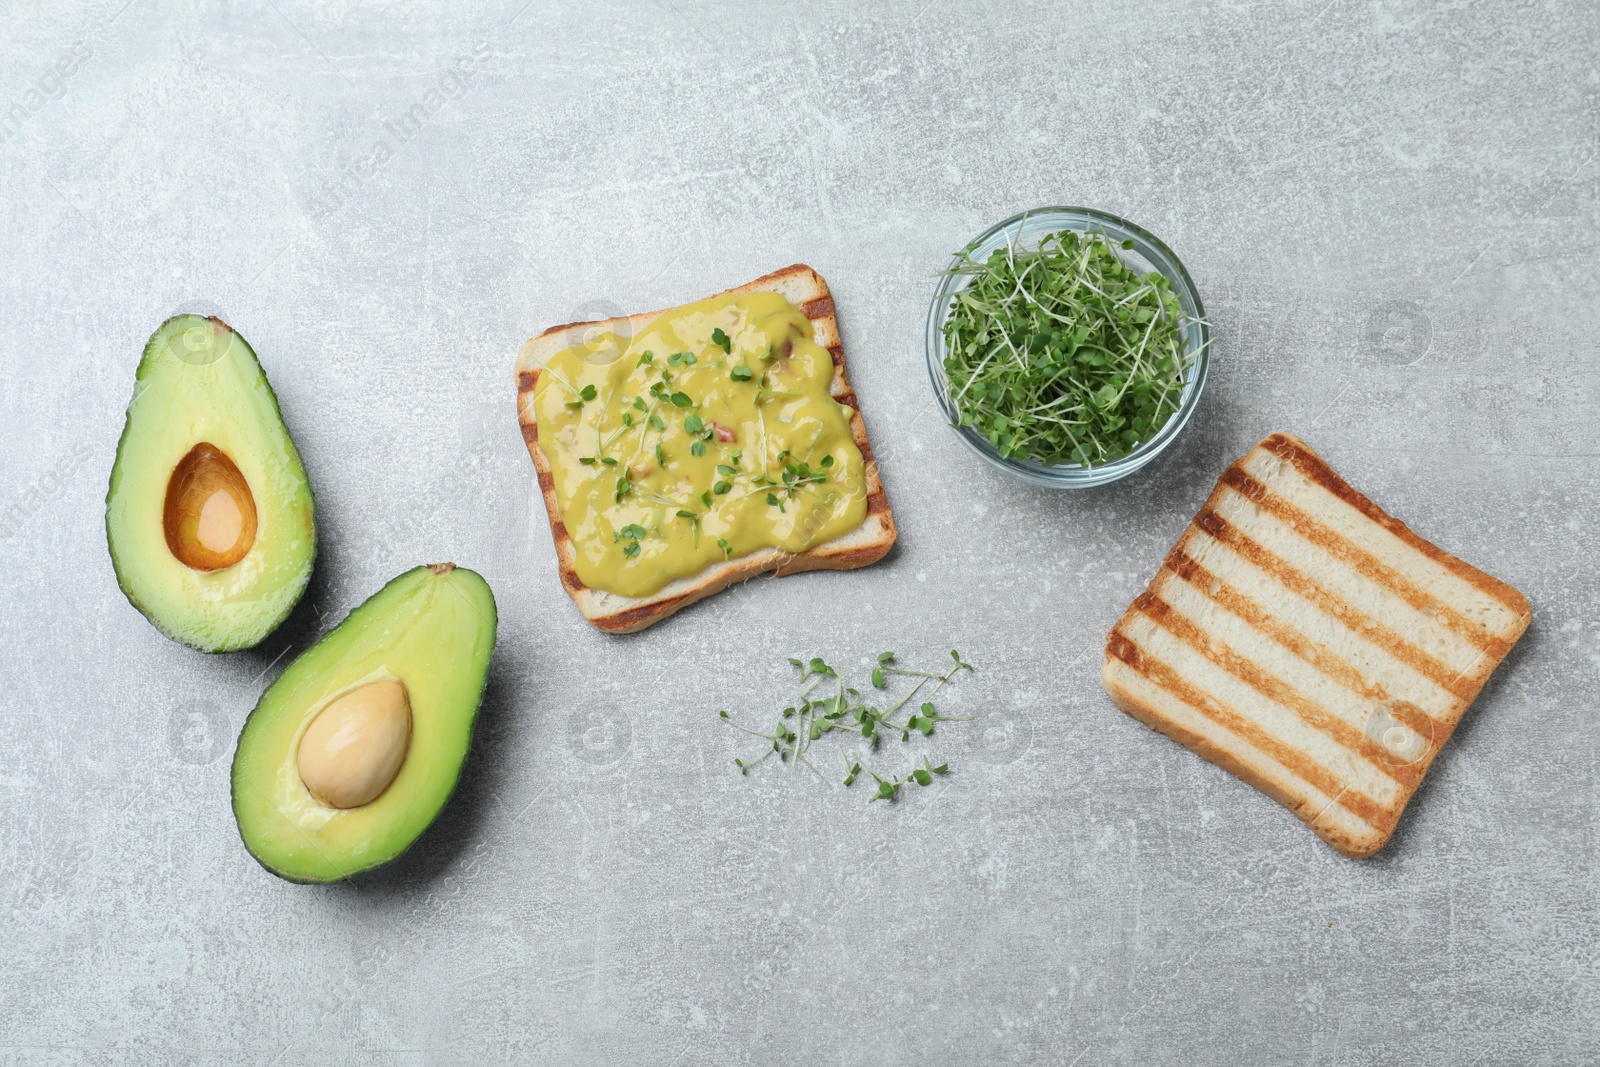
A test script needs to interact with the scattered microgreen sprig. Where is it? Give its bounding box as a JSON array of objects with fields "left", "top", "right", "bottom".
[
  {"left": 940, "top": 227, "right": 1207, "bottom": 467},
  {"left": 719, "top": 650, "right": 975, "bottom": 803}
]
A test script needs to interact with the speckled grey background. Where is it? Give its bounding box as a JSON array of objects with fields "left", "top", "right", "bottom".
[{"left": 2, "top": 0, "right": 1596, "bottom": 1063}]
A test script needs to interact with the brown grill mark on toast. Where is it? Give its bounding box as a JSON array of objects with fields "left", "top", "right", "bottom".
[
  {"left": 1104, "top": 664, "right": 1318, "bottom": 832},
  {"left": 802, "top": 296, "right": 835, "bottom": 320},
  {"left": 1104, "top": 433, "right": 1530, "bottom": 858},
  {"left": 1261, "top": 434, "right": 1530, "bottom": 618},
  {"left": 514, "top": 264, "right": 896, "bottom": 634},
  {"left": 1193, "top": 506, "right": 1469, "bottom": 700},
  {"left": 1106, "top": 631, "right": 1397, "bottom": 832},
  {"left": 1133, "top": 588, "right": 1426, "bottom": 791},
  {"left": 1106, "top": 630, "right": 1141, "bottom": 668},
  {"left": 1219, "top": 466, "right": 1507, "bottom": 657},
  {"left": 1161, "top": 549, "right": 1444, "bottom": 747}
]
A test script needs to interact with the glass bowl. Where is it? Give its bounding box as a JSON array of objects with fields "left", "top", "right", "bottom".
[{"left": 925, "top": 206, "right": 1210, "bottom": 488}]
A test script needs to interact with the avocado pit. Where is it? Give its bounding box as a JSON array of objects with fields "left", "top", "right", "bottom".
[
  {"left": 296, "top": 679, "right": 413, "bottom": 810},
  {"left": 163, "top": 442, "right": 258, "bottom": 572}
]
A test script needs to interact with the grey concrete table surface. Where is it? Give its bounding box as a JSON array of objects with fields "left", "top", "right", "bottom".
[{"left": 1, "top": 0, "right": 1596, "bottom": 1063}]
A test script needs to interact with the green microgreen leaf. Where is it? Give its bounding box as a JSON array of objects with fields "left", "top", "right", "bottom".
[
  {"left": 669, "top": 392, "right": 693, "bottom": 408},
  {"left": 711, "top": 327, "right": 732, "bottom": 353},
  {"left": 730, "top": 365, "right": 753, "bottom": 382}
]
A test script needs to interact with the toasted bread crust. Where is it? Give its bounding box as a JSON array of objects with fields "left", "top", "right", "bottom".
[
  {"left": 1103, "top": 432, "right": 1531, "bottom": 858},
  {"left": 515, "top": 265, "right": 896, "bottom": 633}
]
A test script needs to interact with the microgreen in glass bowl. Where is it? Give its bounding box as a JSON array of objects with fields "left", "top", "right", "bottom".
[{"left": 925, "top": 207, "right": 1210, "bottom": 488}]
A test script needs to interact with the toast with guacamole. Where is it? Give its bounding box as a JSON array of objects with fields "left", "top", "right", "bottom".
[{"left": 514, "top": 265, "right": 895, "bottom": 633}]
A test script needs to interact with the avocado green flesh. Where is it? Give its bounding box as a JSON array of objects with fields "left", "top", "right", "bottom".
[
  {"left": 105, "top": 314, "right": 316, "bottom": 652},
  {"left": 231, "top": 565, "right": 497, "bottom": 884}
]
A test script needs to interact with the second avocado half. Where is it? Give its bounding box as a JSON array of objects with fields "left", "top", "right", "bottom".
[{"left": 231, "top": 564, "right": 497, "bottom": 883}]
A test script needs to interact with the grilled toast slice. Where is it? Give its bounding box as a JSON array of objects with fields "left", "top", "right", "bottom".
[
  {"left": 514, "top": 264, "right": 896, "bottom": 633},
  {"left": 1102, "top": 432, "right": 1530, "bottom": 857}
]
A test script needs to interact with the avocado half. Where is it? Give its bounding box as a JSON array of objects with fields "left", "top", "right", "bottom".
[
  {"left": 106, "top": 315, "right": 316, "bottom": 652},
  {"left": 231, "top": 564, "right": 497, "bottom": 884}
]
